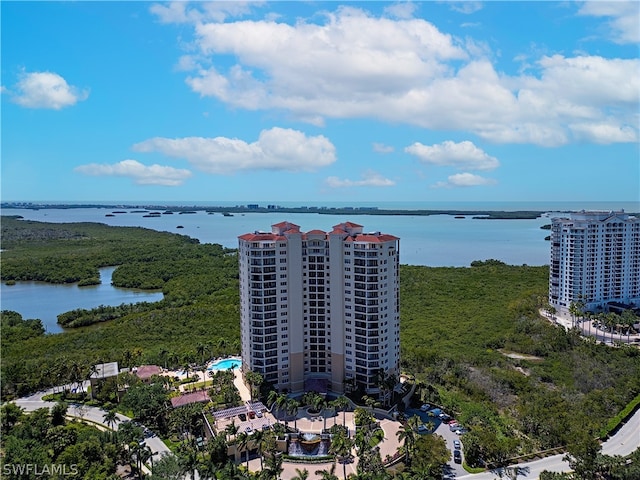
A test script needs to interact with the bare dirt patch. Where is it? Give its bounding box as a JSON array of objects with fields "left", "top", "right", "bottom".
[{"left": 499, "top": 349, "right": 544, "bottom": 362}]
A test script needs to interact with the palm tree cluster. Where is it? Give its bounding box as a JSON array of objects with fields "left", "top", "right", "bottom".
[{"left": 570, "top": 300, "right": 639, "bottom": 344}]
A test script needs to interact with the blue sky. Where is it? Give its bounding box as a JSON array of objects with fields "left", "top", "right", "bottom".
[{"left": 2, "top": 1, "right": 639, "bottom": 204}]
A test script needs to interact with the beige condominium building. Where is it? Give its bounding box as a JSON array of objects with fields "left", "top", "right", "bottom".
[
  {"left": 238, "top": 221, "right": 400, "bottom": 396},
  {"left": 549, "top": 210, "right": 640, "bottom": 316}
]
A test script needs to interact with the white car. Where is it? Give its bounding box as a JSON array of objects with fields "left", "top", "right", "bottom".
[{"left": 453, "top": 440, "right": 461, "bottom": 449}]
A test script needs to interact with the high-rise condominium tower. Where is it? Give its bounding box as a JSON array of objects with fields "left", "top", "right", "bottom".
[
  {"left": 238, "top": 221, "right": 400, "bottom": 395},
  {"left": 549, "top": 210, "right": 640, "bottom": 315}
]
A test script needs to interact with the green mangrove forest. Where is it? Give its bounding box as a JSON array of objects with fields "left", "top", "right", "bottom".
[{"left": 1, "top": 216, "right": 639, "bottom": 463}]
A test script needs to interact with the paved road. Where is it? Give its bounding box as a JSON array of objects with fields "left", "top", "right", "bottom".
[
  {"left": 14, "top": 387, "right": 172, "bottom": 472},
  {"left": 457, "top": 406, "right": 640, "bottom": 480},
  {"left": 13, "top": 382, "right": 639, "bottom": 480}
]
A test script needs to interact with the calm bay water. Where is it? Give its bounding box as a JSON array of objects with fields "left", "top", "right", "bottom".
[
  {"left": 2, "top": 202, "right": 636, "bottom": 334},
  {"left": 3, "top": 201, "right": 637, "bottom": 268},
  {"left": 1, "top": 267, "right": 163, "bottom": 333}
]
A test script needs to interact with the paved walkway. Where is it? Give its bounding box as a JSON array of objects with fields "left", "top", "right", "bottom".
[
  {"left": 14, "top": 386, "right": 171, "bottom": 475},
  {"left": 542, "top": 310, "right": 640, "bottom": 345},
  {"left": 264, "top": 409, "right": 402, "bottom": 480}
]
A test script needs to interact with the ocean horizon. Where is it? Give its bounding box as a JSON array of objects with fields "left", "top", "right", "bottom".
[
  {"left": 3, "top": 200, "right": 639, "bottom": 212},
  {"left": 2, "top": 200, "right": 638, "bottom": 267}
]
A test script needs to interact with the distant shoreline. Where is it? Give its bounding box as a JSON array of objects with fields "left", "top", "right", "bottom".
[{"left": 4, "top": 202, "right": 628, "bottom": 220}]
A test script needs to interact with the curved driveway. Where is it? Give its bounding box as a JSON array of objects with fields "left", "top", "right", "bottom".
[
  {"left": 13, "top": 387, "right": 171, "bottom": 471},
  {"left": 457, "top": 406, "right": 640, "bottom": 480},
  {"left": 13, "top": 386, "right": 639, "bottom": 479}
]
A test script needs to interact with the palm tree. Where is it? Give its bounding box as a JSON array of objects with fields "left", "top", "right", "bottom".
[
  {"left": 121, "top": 349, "right": 133, "bottom": 369},
  {"left": 139, "top": 445, "right": 153, "bottom": 475},
  {"left": 286, "top": 398, "right": 300, "bottom": 431},
  {"left": 217, "top": 337, "right": 228, "bottom": 356},
  {"left": 236, "top": 431, "right": 250, "bottom": 468},
  {"left": 245, "top": 371, "right": 264, "bottom": 403},
  {"left": 396, "top": 423, "right": 416, "bottom": 466},
  {"left": 225, "top": 420, "right": 239, "bottom": 441},
  {"left": 584, "top": 311, "right": 593, "bottom": 337},
  {"left": 321, "top": 399, "right": 330, "bottom": 432},
  {"left": 407, "top": 415, "right": 421, "bottom": 432},
  {"left": 362, "top": 395, "right": 377, "bottom": 413},
  {"left": 291, "top": 467, "right": 309, "bottom": 480},
  {"left": 596, "top": 312, "right": 607, "bottom": 343},
  {"left": 168, "top": 352, "right": 181, "bottom": 370},
  {"left": 267, "top": 389, "right": 280, "bottom": 410},
  {"left": 621, "top": 309, "right": 638, "bottom": 343},
  {"left": 333, "top": 396, "right": 350, "bottom": 427},
  {"left": 267, "top": 391, "right": 289, "bottom": 427},
  {"left": 262, "top": 450, "right": 284, "bottom": 480},
  {"left": 103, "top": 409, "right": 118, "bottom": 437},
  {"left": 196, "top": 342, "right": 209, "bottom": 366},
  {"left": 177, "top": 441, "right": 200, "bottom": 480},
  {"left": 159, "top": 348, "right": 169, "bottom": 370},
  {"left": 606, "top": 312, "right": 619, "bottom": 344},
  {"left": 315, "top": 463, "right": 339, "bottom": 480},
  {"left": 568, "top": 302, "right": 578, "bottom": 329},
  {"left": 329, "top": 429, "right": 353, "bottom": 479},
  {"left": 198, "top": 364, "right": 208, "bottom": 389},
  {"left": 250, "top": 428, "right": 266, "bottom": 470}
]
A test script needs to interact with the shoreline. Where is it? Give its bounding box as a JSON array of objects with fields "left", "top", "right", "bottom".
[{"left": 5, "top": 202, "right": 633, "bottom": 220}]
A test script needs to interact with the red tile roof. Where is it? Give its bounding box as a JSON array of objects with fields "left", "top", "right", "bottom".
[
  {"left": 135, "top": 365, "right": 163, "bottom": 380},
  {"left": 170, "top": 390, "right": 210, "bottom": 408},
  {"left": 273, "top": 221, "right": 299, "bottom": 228},
  {"left": 353, "top": 234, "right": 399, "bottom": 242},
  {"left": 238, "top": 233, "right": 285, "bottom": 242}
]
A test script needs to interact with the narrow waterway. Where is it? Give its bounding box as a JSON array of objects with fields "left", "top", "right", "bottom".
[{"left": 1, "top": 266, "right": 163, "bottom": 333}]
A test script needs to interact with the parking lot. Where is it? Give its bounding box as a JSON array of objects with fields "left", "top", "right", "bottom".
[{"left": 406, "top": 406, "right": 468, "bottom": 478}]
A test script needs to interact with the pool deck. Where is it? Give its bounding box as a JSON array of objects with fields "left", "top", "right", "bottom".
[
  {"left": 161, "top": 356, "right": 243, "bottom": 393},
  {"left": 167, "top": 359, "right": 404, "bottom": 479},
  {"left": 238, "top": 409, "right": 403, "bottom": 480}
]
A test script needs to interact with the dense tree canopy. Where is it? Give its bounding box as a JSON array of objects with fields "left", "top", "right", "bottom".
[{"left": 2, "top": 216, "right": 639, "bottom": 463}]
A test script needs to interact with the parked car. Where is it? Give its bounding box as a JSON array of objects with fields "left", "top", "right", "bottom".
[
  {"left": 453, "top": 440, "right": 461, "bottom": 450},
  {"left": 449, "top": 422, "right": 460, "bottom": 431},
  {"left": 454, "top": 450, "right": 462, "bottom": 463},
  {"left": 420, "top": 404, "right": 430, "bottom": 412}
]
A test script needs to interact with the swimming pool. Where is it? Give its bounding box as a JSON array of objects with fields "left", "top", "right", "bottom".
[{"left": 208, "top": 358, "right": 242, "bottom": 371}]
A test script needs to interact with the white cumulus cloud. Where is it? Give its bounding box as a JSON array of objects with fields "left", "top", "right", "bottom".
[
  {"left": 432, "top": 172, "right": 497, "bottom": 188},
  {"left": 74, "top": 160, "right": 192, "bottom": 186},
  {"left": 150, "top": 1, "right": 257, "bottom": 24},
  {"left": 132, "top": 127, "right": 336, "bottom": 174},
  {"left": 154, "top": 4, "right": 639, "bottom": 146},
  {"left": 449, "top": 2, "right": 483, "bottom": 15},
  {"left": 405, "top": 140, "right": 499, "bottom": 170},
  {"left": 384, "top": 2, "right": 418, "bottom": 19},
  {"left": 325, "top": 171, "right": 395, "bottom": 188},
  {"left": 12, "top": 71, "right": 88, "bottom": 110},
  {"left": 577, "top": 1, "right": 640, "bottom": 44},
  {"left": 373, "top": 142, "right": 395, "bottom": 154}
]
